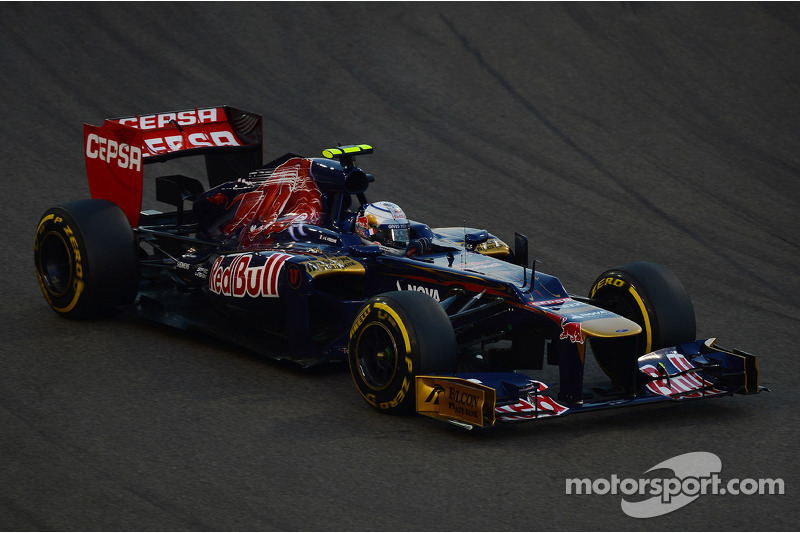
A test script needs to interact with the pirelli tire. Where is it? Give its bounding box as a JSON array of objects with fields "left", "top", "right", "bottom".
[
  {"left": 34, "top": 199, "right": 139, "bottom": 319},
  {"left": 588, "top": 261, "right": 696, "bottom": 390},
  {"left": 348, "top": 290, "right": 458, "bottom": 415}
]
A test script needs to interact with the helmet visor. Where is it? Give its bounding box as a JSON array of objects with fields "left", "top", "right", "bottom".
[{"left": 378, "top": 225, "right": 410, "bottom": 247}]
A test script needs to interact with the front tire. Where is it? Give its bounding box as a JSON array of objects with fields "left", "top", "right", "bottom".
[
  {"left": 348, "top": 290, "right": 457, "bottom": 414},
  {"left": 34, "top": 199, "right": 139, "bottom": 319},
  {"left": 588, "top": 261, "right": 696, "bottom": 389}
]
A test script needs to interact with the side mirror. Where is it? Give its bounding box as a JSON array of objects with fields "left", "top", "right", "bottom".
[{"left": 464, "top": 230, "right": 489, "bottom": 248}]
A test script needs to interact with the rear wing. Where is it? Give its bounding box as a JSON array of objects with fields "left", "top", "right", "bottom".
[{"left": 84, "top": 106, "right": 262, "bottom": 226}]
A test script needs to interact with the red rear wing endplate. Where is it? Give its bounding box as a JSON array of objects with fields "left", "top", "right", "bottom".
[{"left": 84, "top": 106, "right": 263, "bottom": 226}]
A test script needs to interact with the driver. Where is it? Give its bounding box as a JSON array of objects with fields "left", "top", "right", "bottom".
[
  {"left": 355, "top": 201, "right": 446, "bottom": 258},
  {"left": 355, "top": 201, "right": 411, "bottom": 255}
]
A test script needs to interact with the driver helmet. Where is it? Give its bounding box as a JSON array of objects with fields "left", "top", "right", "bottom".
[{"left": 355, "top": 201, "right": 410, "bottom": 249}]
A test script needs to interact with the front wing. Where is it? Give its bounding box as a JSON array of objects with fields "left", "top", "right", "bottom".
[{"left": 416, "top": 338, "right": 764, "bottom": 429}]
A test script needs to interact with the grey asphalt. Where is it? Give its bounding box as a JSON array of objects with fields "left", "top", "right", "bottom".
[{"left": 2, "top": 2, "right": 798, "bottom": 530}]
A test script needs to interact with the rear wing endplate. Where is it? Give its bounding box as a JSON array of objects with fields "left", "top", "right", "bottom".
[{"left": 84, "top": 106, "right": 262, "bottom": 226}]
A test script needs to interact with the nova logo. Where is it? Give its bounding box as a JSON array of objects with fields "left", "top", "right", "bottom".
[{"left": 396, "top": 280, "right": 440, "bottom": 301}]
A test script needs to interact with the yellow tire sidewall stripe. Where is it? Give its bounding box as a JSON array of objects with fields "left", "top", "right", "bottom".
[
  {"left": 35, "top": 213, "right": 84, "bottom": 314},
  {"left": 628, "top": 285, "right": 652, "bottom": 354},
  {"left": 372, "top": 301, "right": 411, "bottom": 355}
]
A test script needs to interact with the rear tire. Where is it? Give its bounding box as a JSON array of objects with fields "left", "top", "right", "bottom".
[
  {"left": 34, "top": 199, "right": 139, "bottom": 319},
  {"left": 348, "top": 290, "right": 457, "bottom": 414},
  {"left": 588, "top": 262, "right": 696, "bottom": 389}
]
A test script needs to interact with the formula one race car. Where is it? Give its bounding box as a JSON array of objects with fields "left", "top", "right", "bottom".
[{"left": 34, "top": 106, "right": 764, "bottom": 429}]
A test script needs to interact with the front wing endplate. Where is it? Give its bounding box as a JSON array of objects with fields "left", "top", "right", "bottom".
[{"left": 416, "top": 376, "right": 497, "bottom": 427}]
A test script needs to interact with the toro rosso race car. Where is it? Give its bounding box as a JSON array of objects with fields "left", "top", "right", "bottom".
[{"left": 34, "top": 106, "right": 764, "bottom": 429}]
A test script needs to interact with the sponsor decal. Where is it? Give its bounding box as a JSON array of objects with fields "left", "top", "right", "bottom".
[
  {"left": 85, "top": 133, "right": 142, "bottom": 171},
  {"left": 640, "top": 352, "right": 725, "bottom": 398},
  {"left": 142, "top": 131, "right": 240, "bottom": 155},
  {"left": 535, "top": 300, "right": 588, "bottom": 312},
  {"left": 286, "top": 263, "right": 303, "bottom": 290},
  {"left": 381, "top": 373, "right": 412, "bottom": 410},
  {"left": 395, "top": 280, "right": 441, "bottom": 301},
  {"left": 416, "top": 376, "right": 497, "bottom": 426},
  {"left": 568, "top": 310, "right": 607, "bottom": 320},
  {"left": 349, "top": 305, "right": 372, "bottom": 338},
  {"left": 111, "top": 108, "right": 244, "bottom": 157},
  {"left": 424, "top": 384, "right": 446, "bottom": 405},
  {"left": 208, "top": 253, "right": 290, "bottom": 298},
  {"left": 116, "top": 108, "right": 219, "bottom": 130},
  {"left": 389, "top": 205, "right": 406, "bottom": 219},
  {"left": 559, "top": 317, "right": 584, "bottom": 344},
  {"left": 558, "top": 300, "right": 589, "bottom": 310},
  {"left": 591, "top": 276, "right": 626, "bottom": 296},
  {"left": 302, "top": 256, "right": 364, "bottom": 277},
  {"left": 61, "top": 223, "right": 84, "bottom": 304},
  {"left": 495, "top": 381, "right": 569, "bottom": 420},
  {"left": 496, "top": 395, "right": 569, "bottom": 419},
  {"left": 437, "top": 381, "right": 485, "bottom": 426},
  {"left": 537, "top": 298, "right": 570, "bottom": 306},
  {"left": 61, "top": 224, "right": 83, "bottom": 284}
]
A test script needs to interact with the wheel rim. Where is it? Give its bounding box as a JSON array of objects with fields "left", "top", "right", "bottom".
[
  {"left": 38, "top": 231, "right": 72, "bottom": 297},
  {"left": 356, "top": 321, "right": 398, "bottom": 390}
]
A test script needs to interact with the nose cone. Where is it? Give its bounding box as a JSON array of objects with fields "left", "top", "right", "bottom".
[{"left": 580, "top": 316, "right": 642, "bottom": 338}]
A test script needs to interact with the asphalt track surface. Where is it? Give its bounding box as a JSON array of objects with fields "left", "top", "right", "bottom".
[{"left": 2, "top": 2, "right": 799, "bottom": 531}]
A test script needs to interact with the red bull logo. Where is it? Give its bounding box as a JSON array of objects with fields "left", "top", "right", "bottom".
[
  {"left": 208, "top": 253, "right": 290, "bottom": 298},
  {"left": 559, "top": 317, "right": 584, "bottom": 344}
]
